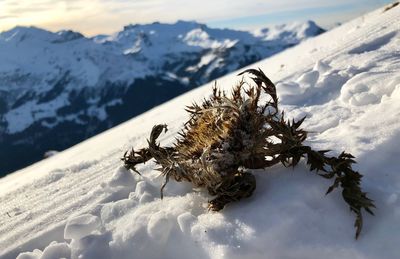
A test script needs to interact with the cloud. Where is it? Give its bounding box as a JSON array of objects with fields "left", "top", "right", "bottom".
[{"left": 0, "top": 15, "right": 16, "bottom": 19}]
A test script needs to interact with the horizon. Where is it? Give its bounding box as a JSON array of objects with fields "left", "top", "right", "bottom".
[{"left": 0, "top": 0, "right": 394, "bottom": 36}]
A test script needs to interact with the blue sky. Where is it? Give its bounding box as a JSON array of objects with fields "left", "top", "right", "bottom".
[
  {"left": 0, "top": 0, "right": 394, "bottom": 35},
  {"left": 208, "top": 1, "right": 392, "bottom": 29}
]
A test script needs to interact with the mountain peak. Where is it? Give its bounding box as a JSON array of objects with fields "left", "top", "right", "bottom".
[
  {"left": 0, "top": 26, "right": 86, "bottom": 43},
  {"left": 252, "top": 20, "right": 325, "bottom": 42},
  {"left": 54, "top": 30, "right": 85, "bottom": 43},
  {"left": 121, "top": 20, "right": 204, "bottom": 32},
  {"left": 0, "top": 26, "right": 53, "bottom": 42}
]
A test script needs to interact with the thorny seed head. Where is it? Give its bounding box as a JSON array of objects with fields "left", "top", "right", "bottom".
[{"left": 122, "top": 68, "right": 375, "bottom": 239}]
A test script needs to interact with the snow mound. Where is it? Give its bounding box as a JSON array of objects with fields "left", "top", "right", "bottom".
[
  {"left": 64, "top": 214, "right": 102, "bottom": 240},
  {"left": 1, "top": 3, "right": 400, "bottom": 259},
  {"left": 16, "top": 242, "right": 70, "bottom": 259}
]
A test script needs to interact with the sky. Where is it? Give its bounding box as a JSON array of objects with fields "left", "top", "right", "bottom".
[{"left": 0, "top": 0, "right": 394, "bottom": 36}]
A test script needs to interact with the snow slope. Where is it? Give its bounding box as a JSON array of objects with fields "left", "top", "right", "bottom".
[{"left": 1, "top": 3, "right": 400, "bottom": 258}]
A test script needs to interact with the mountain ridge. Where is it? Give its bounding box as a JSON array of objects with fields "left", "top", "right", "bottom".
[{"left": 0, "top": 20, "right": 324, "bottom": 175}]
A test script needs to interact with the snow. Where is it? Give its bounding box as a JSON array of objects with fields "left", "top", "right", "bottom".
[
  {"left": 252, "top": 20, "right": 323, "bottom": 44},
  {"left": 16, "top": 242, "right": 71, "bottom": 259},
  {"left": 4, "top": 93, "right": 70, "bottom": 133},
  {"left": 64, "top": 214, "right": 101, "bottom": 240},
  {"left": 1, "top": 3, "right": 400, "bottom": 259}
]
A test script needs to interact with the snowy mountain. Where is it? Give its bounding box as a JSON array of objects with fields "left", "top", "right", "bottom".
[
  {"left": 1, "top": 2, "right": 399, "bottom": 258},
  {"left": 0, "top": 20, "right": 324, "bottom": 175},
  {"left": 0, "top": 2, "right": 400, "bottom": 259}
]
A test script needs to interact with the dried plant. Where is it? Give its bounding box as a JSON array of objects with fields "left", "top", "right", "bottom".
[
  {"left": 122, "top": 69, "right": 375, "bottom": 239},
  {"left": 383, "top": 1, "right": 399, "bottom": 12}
]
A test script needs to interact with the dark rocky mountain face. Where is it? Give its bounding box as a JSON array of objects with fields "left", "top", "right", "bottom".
[{"left": 0, "top": 21, "right": 324, "bottom": 176}]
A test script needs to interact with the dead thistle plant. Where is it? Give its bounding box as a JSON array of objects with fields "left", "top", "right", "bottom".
[{"left": 122, "top": 69, "right": 375, "bottom": 239}]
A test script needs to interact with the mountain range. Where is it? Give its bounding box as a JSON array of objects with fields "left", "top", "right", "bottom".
[{"left": 0, "top": 20, "right": 324, "bottom": 175}]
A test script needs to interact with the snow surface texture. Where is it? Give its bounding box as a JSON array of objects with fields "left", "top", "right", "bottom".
[{"left": 1, "top": 3, "right": 400, "bottom": 259}]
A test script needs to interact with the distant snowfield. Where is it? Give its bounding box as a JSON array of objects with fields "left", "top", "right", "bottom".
[{"left": 1, "top": 3, "right": 400, "bottom": 259}]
